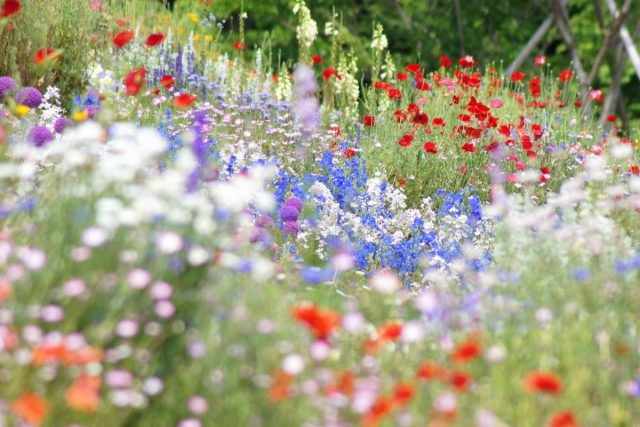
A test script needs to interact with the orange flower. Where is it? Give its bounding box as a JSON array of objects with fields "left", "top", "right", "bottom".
[
  {"left": 292, "top": 304, "right": 341, "bottom": 340},
  {"left": 113, "top": 30, "right": 135, "bottom": 48},
  {"left": 65, "top": 375, "right": 101, "bottom": 413},
  {"left": 378, "top": 322, "right": 402, "bottom": 341},
  {"left": 450, "top": 336, "right": 482, "bottom": 364},
  {"left": 173, "top": 93, "right": 197, "bottom": 109},
  {"left": 325, "top": 370, "right": 355, "bottom": 397},
  {"left": 523, "top": 371, "right": 563, "bottom": 395},
  {"left": 416, "top": 361, "right": 448, "bottom": 381},
  {"left": 32, "top": 343, "right": 103, "bottom": 366},
  {"left": 33, "top": 48, "right": 61, "bottom": 65},
  {"left": 0, "top": 279, "right": 12, "bottom": 303},
  {"left": 11, "top": 392, "right": 48, "bottom": 426},
  {"left": 549, "top": 411, "right": 580, "bottom": 427},
  {"left": 268, "top": 370, "right": 293, "bottom": 402}
]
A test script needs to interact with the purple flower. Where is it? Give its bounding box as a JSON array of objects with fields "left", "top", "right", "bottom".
[
  {"left": 0, "top": 76, "right": 16, "bottom": 98},
  {"left": 283, "top": 221, "right": 299, "bottom": 236},
  {"left": 284, "top": 197, "right": 303, "bottom": 212},
  {"left": 280, "top": 204, "right": 300, "bottom": 222},
  {"left": 293, "top": 64, "right": 319, "bottom": 133},
  {"left": 28, "top": 126, "right": 54, "bottom": 147},
  {"left": 54, "top": 117, "right": 73, "bottom": 134},
  {"left": 257, "top": 214, "right": 274, "bottom": 228},
  {"left": 16, "top": 87, "right": 43, "bottom": 108}
]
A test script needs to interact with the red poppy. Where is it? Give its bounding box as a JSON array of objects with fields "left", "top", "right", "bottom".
[
  {"left": 605, "top": 114, "right": 617, "bottom": 123},
  {"left": 449, "top": 371, "right": 472, "bottom": 392},
  {"left": 406, "top": 63, "right": 421, "bottom": 74},
  {"left": 113, "top": 30, "right": 135, "bottom": 48},
  {"left": 33, "top": 48, "right": 61, "bottom": 65},
  {"left": 386, "top": 88, "right": 402, "bottom": 99},
  {"left": 510, "top": 71, "right": 525, "bottom": 82},
  {"left": 362, "top": 116, "right": 375, "bottom": 127},
  {"left": 292, "top": 304, "right": 341, "bottom": 339},
  {"left": 311, "top": 54, "right": 324, "bottom": 64},
  {"left": 484, "top": 141, "right": 499, "bottom": 152},
  {"left": 1, "top": 0, "right": 20, "bottom": 17},
  {"left": 451, "top": 337, "right": 482, "bottom": 364},
  {"left": 233, "top": 40, "right": 247, "bottom": 50},
  {"left": 344, "top": 148, "right": 355, "bottom": 158},
  {"left": 440, "top": 54, "right": 452, "bottom": 68},
  {"left": 559, "top": 69, "right": 573, "bottom": 82},
  {"left": 412, "top": 113, "right": 429, "bottom": 126},
  {"left": 417, "top": 361, "right": 447, "bottom": 380},
  {"left": 629, "top": 165, "right": 640, "bottom": 175},
  {"left": 123, "top": 67, "right": 146, "bottom": 95},
  {"left": 397, "top": 133, "right": 414, "bottom": 147},
  {"left": 173, "top": 93, "right": 197, "bottom": 109},
  {"left": 549, "top": 411, "right": 580, "bottom": 427},
  {"left": 423, "top": 141, "right": 438, "bottom": 154},
  {"left": 415, "top": 81, "right": 430, "bottom": 91},
  {"left": 322, "top": 67, "right": 336, "bottom": 81},
  {"left": 458, "top": 55, "right": 477, "bottom": 68},
  {"left": 396, "top": 179, "right": 406, "bottom": 186},
  {"left": 432, "top": 117, "right": 445, "bottom": 127},
  {"left": 393, "top": 383, "right": 415, "bottom": 406},
  {"left": 523, "top": 371, "right": 563, "bottom": 395},
  {"left": 373, "top": 81, "right": 391, "bottom": 90},
  {"left": 396, "top": 72, "right": 408, "bottom": 81},
  {"left": 538, "top": 166, "right": 551, "bottom": 182},
  {"left": 461, "top": 143, "right": 476, "bottom": 152},
  {"left": 145, "top": 33, "right": 165, "bottom": 47},
  {"left": 160, "top": 75, "right": 175, "bottom": 89}
]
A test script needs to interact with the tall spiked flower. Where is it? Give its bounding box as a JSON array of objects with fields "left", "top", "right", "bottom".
[
  {"left": 292, "top": 0, "right": 317, "bottom": 61},
  {"left": 293, "top": 64, "right": 319, "bottom": 135}
]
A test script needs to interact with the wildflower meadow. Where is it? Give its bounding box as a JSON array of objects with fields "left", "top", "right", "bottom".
[{"left": 0, "top": 0, "right": 640, "bottom": 426}]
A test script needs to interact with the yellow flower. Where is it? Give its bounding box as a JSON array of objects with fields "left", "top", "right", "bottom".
[
  {"left": 189, "top": 12, "right": 198, "bottom": 23},
  {"left": 194, "top": 34, "right": 201, "bottom": 42},
  {"left": 16, "top": 105, "right": 30, "bottom": 117},
  {"left": 177, "top": 27, "right": 184, "bottom": 35},
  {"left": 72, "top": 110, "right": 89, "bottom": 122},
  {"left": 204, "top": 35, "right": 213, "bottom": 42}
]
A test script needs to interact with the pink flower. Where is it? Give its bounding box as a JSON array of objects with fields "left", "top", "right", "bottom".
[
  {"left": 89, "top": 0, "right": 104, "bottom": 11},
  {"left": 490, "top": 99, "right": 503, "bottom": 108}
]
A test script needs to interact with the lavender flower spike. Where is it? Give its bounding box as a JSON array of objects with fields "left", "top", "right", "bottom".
[{"left": 293, "top": 64, "right": 319, "bottom": 134}]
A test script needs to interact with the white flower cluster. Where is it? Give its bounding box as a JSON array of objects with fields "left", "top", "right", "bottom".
[
  {"left": 293, "top": 0, "right": 318, "bottom": 50},
  {"left": 335, "top": 55, "right": 359, "bottom": 122},
  {"left": 38, "top": 86, "right": 63, "bottom": 129},
  {"left": 370, "top": 23, "right": 388, "bottom": 52}
]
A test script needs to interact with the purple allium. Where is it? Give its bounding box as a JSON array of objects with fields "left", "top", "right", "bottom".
[
  {"left": 28, "top": 126, "right": 54, "bottom": 147},
  {"left": 0, "top": 76, "right": 16, "bottom": 98},
  {"left": 284, "top": 197, "right": 303, "bottom": 212},
  {"left": 15, "top": 87, "right": 43, "bottom": 108},
  {"left": 280, "top": 204, "right": 300, "bottom": 222},
  {"left": 54, "top": 117, "right": 73, "bottom": 134},
  {"left": 283, "top": 221, "right": 299, "bottom": 236}
]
